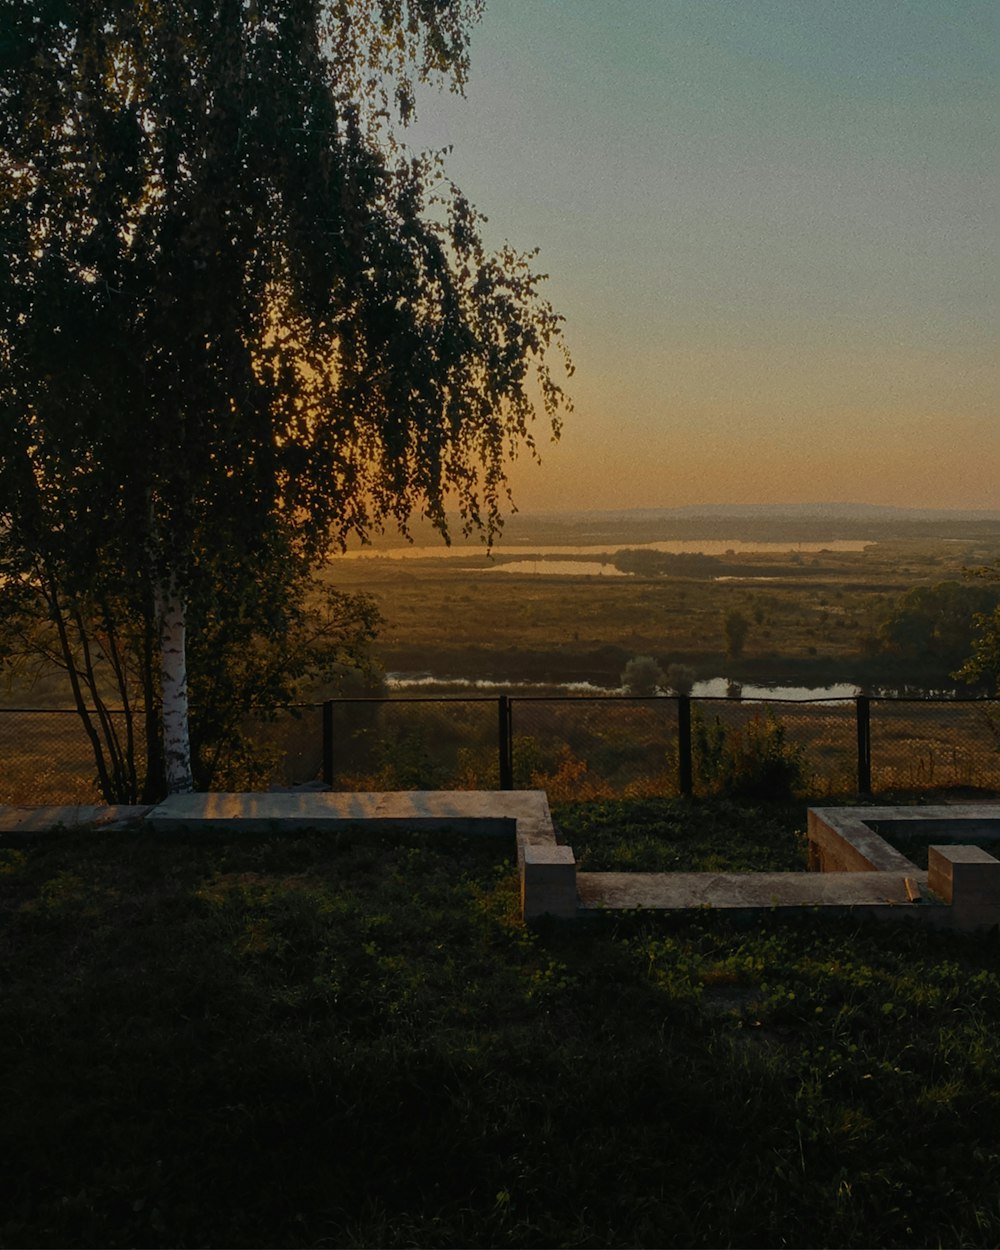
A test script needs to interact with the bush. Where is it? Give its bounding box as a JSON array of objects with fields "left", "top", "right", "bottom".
[
  {"left": 690, "top": 708, "right": 810, "bottom": 800},
  {"left": 666, "top": 662, "right": 696, "bottom": 695},
  {"left": 621, "top": 655, "right": 665, "bottom": 696}
]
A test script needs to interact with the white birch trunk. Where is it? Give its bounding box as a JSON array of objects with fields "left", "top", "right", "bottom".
[{"left": 155, "top": 576, "right": 194, "bottom": 794}]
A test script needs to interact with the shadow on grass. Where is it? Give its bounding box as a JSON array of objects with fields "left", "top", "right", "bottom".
[{"left": 2, "top": 816, "right": 1000, "bottom": 1247}]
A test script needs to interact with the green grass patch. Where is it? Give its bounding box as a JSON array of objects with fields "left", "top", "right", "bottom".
[
  {"left": 554, "top": 797, "right": 809, "bottom": 871},
  {"left": 2, "top": 817, "right": 1000, "bottom": 1247}
]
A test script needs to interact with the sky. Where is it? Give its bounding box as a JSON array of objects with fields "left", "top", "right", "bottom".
[{"left": 403, "top": 0, "right": 998, "bottom": 513}]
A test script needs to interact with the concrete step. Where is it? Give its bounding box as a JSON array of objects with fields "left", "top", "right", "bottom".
[
  {"left": 146, "top": 790, "right": 555, "bottom": 843},
  {"left": 577, "top": 869, "right": 938, "bottom": 914}
]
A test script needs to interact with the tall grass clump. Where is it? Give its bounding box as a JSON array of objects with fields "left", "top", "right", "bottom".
[{"left": 691, "top": 708, "right": 812, "bottom": 799}]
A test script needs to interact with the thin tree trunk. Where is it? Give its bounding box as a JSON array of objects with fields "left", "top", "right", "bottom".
[
  {"left": 97, "top": 605, "right": 139, "bottom": 803},
  {"left": 45, "top": 579, "right": 115, "bottom": 801},
  {"left": 156, "top": 575, "right": 193, "bottom": 794},
  {"left": 141, "top": 621, "right": 166, "bottom": 802},
  {"left": 71, "top": 603, "right": 134, "bottom": 802}
]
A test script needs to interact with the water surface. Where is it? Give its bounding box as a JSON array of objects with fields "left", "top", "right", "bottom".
[{"left": 386, "top": 674, "right": 860, "bottom": 701}]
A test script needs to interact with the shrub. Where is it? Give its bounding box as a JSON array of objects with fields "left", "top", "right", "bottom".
[
  {"left": 690, "top": 708, "right": 810, "bottom": 800},
  {"left": 665, "top": 662, "right": 696, "bottom": 695},
  {"left": 621, "top": 654, "right": 665, "bottom": 696}
]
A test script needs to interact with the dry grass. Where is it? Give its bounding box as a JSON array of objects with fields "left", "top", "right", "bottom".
[{"left": 2, "top": 697, "right": 998, "bottom": 805}]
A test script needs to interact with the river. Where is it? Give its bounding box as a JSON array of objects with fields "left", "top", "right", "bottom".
[{"left": 385, "top": 673, "right": 861, "bottom": 701}]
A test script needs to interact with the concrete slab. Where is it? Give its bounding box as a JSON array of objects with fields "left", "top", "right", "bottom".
[
  {"left": 807, "top": 807, "right": 919, "bottom": 873},
  {"left": 577, "top": 870, "right": 936, "bottom": 914},
  {"left": 10, "top": 794, "right": 995, "bottom": 928},
  {"left": 0, "top": 804, "right": 151, "bottom": 834},
  {"left": 809, "top": 805, "right": 1000, "bottom": 874},
  {"left": 147, "top": 790, "right": 555, "bottom": 842}
]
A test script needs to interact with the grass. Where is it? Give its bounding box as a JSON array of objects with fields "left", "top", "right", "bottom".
[
  {"left": 553, "top": 797, "right": 810, "bottom": 872},
  {"left": 322, "top": 530, "right": 1000, "bottom": 685},
  {"left": 4, "top": 527, "right": 1000, "bottom": 806},
  {"left": 3, "top": 808, "right": 1000, "bottom": 1248}
]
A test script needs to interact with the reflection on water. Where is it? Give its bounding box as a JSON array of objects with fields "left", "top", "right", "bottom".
[
  {"left": 386, "top": 673, "right": 861, "bottom": 701},
  {"left": 691, "top": 679, "right": 860, "bottom": 701},
  {"left": 385, "top": 674, "right": 610, "bottom": 694}
]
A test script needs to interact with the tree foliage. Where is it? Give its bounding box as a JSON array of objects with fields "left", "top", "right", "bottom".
[
  {"left": 0, "top": 0, "right": 571, "bottom": 796},
  {"left": 621, "top": 655, "right": 665, "bottom": 697},
  {"left": 876, "top": 580, "right": 1000, "bottom": 689},
  {"left": 665, "top": 662, "right": 696, "bottom": 696},
  {"left": 0, "top": 540, "right": 383, "bottom": 798},
  {"left": 612, "top": 549, "right": 723, "bottom": 577},
  {"left": 953, "top": 566, "right": 1000, "bottom": 694},
  {"left": 722, "top": 608, "right": 750, "bottom": 660}
]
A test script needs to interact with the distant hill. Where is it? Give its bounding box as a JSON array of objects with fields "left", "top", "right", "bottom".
[
  {"left": 346, "top": 503, "right": 1000, "bottom": 550},
  {"left": 546, "top": 503, "right": 1000, "bottom": 524},
  {"left": 494, "top": 503, "right": 1000, "bottom": 549}
]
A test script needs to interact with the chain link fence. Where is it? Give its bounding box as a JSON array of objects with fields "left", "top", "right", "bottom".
[
  {"left": 869, "top": 698, "right": 1000, "bottom": 794},
  {"left": 1, "top": 695, "right": 999, "bottom": 805},
  {"left": 0, "top": 708, "right": 145, "bottom": 805},
  {"left": 321, "top": 697, "right": 500, "bottom": 791},
  {"left": 682, "top": 697, "right": 859, "bottom": 799}
]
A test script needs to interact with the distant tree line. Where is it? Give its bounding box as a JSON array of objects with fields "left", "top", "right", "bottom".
[
  {"left": 612, "top": 550, "right": 725, "bottom": 577},
  {"left": 865, "top": 578, "right": 1000, "bottom": 692}
]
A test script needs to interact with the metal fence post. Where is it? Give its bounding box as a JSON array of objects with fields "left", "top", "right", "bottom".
[
  {"left": 856, "top": 695, "right": 872, "bottom": 795},
  {"left": 321, "top": 700, "right": 334, "bottom": 787},
  {"left": 498, "top": 695, "right": 514, "bottom": 790},
  {"left": 677, "top": 695, "right": 693, "bottom": 798}
]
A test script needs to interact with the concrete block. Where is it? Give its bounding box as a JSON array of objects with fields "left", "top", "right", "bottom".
[
  {"left": 928, "top": 845, "right": 1000, "bottom": 928},
  {"left": 521, "top": 844, "right": 576, "bottom": 920},
  {"left": 807, "top": 808, "right": 918, "bottom": 874},
  {"left": 927, "top": 845, "right": 1000, "bottom": 902}
]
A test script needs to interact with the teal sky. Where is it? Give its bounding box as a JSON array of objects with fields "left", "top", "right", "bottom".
[{"left": 405, "top": 0, "right": 997, "bottom": 513}]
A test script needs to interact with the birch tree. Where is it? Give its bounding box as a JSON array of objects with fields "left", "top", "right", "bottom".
[{"left": 0, "top": 1, "right": 571, "bottom": 794}]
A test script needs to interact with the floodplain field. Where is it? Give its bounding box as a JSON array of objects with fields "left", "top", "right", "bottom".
[
  {"left": 325, "top": 524, "right": 1000, "bottom": 690},
  {"left": 2, "top": 518, "right": 999, "bottom": 804}
]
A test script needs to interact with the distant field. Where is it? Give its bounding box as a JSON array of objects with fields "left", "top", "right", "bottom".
[
  {"left": 3, "top": 521, "right": 998, "bottom": 805},
  {"left": 5, "top": 525, "right": 997, "bottom": 708},
  {"left": 324, "top": 530, "right": 1000, "bottom": 689}
]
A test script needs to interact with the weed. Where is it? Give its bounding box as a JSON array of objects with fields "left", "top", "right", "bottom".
[{"left": 690, "top": 707, "right": 812, "bottom": 799}]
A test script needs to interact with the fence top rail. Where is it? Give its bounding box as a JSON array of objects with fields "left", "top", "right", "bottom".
[
  {"left": 493, "top": 694, "right": 858, "bottom": 704},
  {"left": 869, "top": 695, "right": 998, "bottom": 705},
  {"left": 1, "top": 694, "right": 996, "bottom": 713}
]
